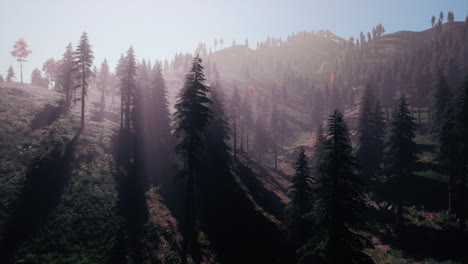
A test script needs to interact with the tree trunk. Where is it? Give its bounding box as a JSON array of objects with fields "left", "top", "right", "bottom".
[
  {"left": 459, "top": 163, "right": 466, "bottom": 231},
  {"left": 65, "top": 85, "right": 70, "bottom": 107},
  {"left": 233, "top": 119, "right": 237, "bottom": 157},
  {"left": 274, "top": 145, "right": 277, "bottom": 170},
  {"left": 240, "top": 123, "right": 244, "bottom": 151},
  {"left": 20, "top": 60, "right": 23, "bottom": 84},
  {"left": 246, "top": 131, "right": 249, "bottom": 151},
  {"left": 80, "top": 66, "right": 85, "bottom": 130},
  {"left": 182, "top": 152, "right": 196, "bottom": 264},
  {"left": 418, "top": 107, "right": 422, "bottom": 125},
  {"left": 120, "top": 94, "right": 124, "bottom": 129},
  {"left": 449, "top": 171, "right": 454, "bottom": 213},
  {"left": 396, "top": 200, "right": 403, "bottom": 227}
]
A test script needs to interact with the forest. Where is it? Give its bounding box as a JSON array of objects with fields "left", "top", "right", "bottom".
[{"left": 0, "top": 5, "right": 467, "bottom": 264}]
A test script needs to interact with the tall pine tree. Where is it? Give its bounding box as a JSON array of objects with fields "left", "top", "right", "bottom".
[
  {"left": 382, "top": 94, "right": 418, "bottom": 226},
  {"left": 73, "top": 32, "right": 94, "bottom": 130},
  {"left": 173, "top": 55, "right": 212, "bottom": 264},
  {"left": 301, "top": 110, "right": 374, "bottom": 264},
  {"left": 59, "top": 43, "right": 75, "bottom": 106},
  {"left": 285, "top": 148, "right": 313, "bottom": 249},
  {"left": 429, "top": 71, "right": 451, "bottom": 135},
  {"left": 439, "top": 76, "right": 468, "bottom": 230}
]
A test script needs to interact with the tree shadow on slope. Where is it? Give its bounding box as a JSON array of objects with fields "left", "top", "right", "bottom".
[
  {"left": 234, "top": 159, "right": 288, "bottom": 221},
  {"left": 0, "top": 129, "right": 80, "bottom": 262},
  {"left": 91, "top": 102, "right": 119, "bottom": 123},
  {"left": 380, "top": 224, "right": 468, "bottom": 262},
  {"left": 200, "top": 160, "right": 296, "bottom": 264},
  {"left": 107, "top": 129, "right": 150, "bottom": 264},
  {"left": 160, "top": 159, "right": 296, "bottom": 264},
  {"left": 373, "top": 174, "right": 448, "bottom": 212},
  {"left": 30, "top": 102, "right": 65, "bottom": 130}
]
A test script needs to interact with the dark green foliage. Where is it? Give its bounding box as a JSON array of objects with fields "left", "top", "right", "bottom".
[
  {"left": 112, "top": 47, "right": 150, "bottom": 263},
  {"left": 356, "top": 85, "right": 386, "bottom": 178},
  {"left": 439, "top": 76, "right": 468, "bottom": 229},
  {"left": 59, "top": 43, "right": 75, "bottom": 106},
  {"left": 312, "top": 125, "right": 326, "bottom": 165},
  {"left": 96, "top": 59, "right": 110, "bottom": 114},
  {"left": 73, "top": 32, "right": 94, "bottom": 129},
  {"left": 173, "top": 55, "right": 212, "bottom": 264},
  {"left": 0, "top": 125, "right": 77, "bottom": 263},
  {"left": 429, "top": 72, "right": 452, "bottom": 135},
  {"left": 120, "top": 47, "right": 137, "bottom": 134},
  {"left": 382, "top": 94, "right": 418, "bottom": 226},
  {"left": 149, "top": 64, "right": 173, "bottom": 186},
  {"left": 285, "top": 148, "right": 313, "bottom": 249},
  {"left": 301, "top": 111, "right": 374, "bottom": 264}
]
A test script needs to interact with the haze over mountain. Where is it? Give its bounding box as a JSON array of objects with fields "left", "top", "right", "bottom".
[{"left": 1, "top": 2, "right": 468, "bottom": 264}]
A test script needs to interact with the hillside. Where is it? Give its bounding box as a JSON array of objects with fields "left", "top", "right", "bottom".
[
  {"left": 0, "top": 83, "right": 187, "bottom": 263},
  {"left": 0, "top": 81, "right": 298, "bottom": 263},
  {"left": 1, "top": 18, "right": 468, "bottom": 264}
]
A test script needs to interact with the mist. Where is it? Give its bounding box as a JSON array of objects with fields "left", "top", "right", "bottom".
[{"left": 0, "top": 1, "right": 468, "bottom": 263}]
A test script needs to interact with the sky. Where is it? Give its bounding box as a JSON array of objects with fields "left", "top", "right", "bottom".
[{"left": 0, "top": 0, "right": 467, "bottom": 82}]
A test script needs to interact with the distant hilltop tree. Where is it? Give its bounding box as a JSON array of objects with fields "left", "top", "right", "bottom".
[
  {"left": 438, "top": 11, "right": 444, "bottom": 26},
  {"left": 31, "top": 68, "right": 49, "bottom": 88},
  {"left": 10, "top": 38, "right": 32, "bottom": 84},
  {"left": 431, "top": 15, "right": 436, "bottom": 27},
  {"left": 6, "top": 65, "right": 15, "bottom": 82},
  {"left": 447, "top": 11, "right": 455, "bottom": 22}
]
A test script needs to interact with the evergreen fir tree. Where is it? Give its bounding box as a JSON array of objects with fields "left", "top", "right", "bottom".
[
  {"left": 440, "top": 76, "right": 468, "bottom": 230},
  {"left": 301, "top": 110, "right": 374, "bottom": 264},
  {"left": 439, "top": 103, "right": 459, "bottom": 214},
  {"left": 96, "top": 59, "right": 110, "bottom": 114},
  {"left": 120, "top": 47, "right": 137, "bottom": 133},
  {"left": 173, "top": 55, "right": 212, "bottom": 264},
  {"left": 150, "top": 64, "right": 173, "bottom": 185},
  {"left": 74, "top": 32, "right": 94, "bottom": 130},
  {"left": 429, "top": 71, "right": 451, "bottom": 135},
  {"left": 6, "top": 65, "right": 15, "bottom": 82},
  {"left": 356, "top": 85, "right": 386, "bottom": 178},
  {"left": 285, "top": 148, "right": 313, "bottom": 249},
  {"left": 312, "top": 125, "right": 326, "bottom": 166},
  {"left": 382, "top": 94, "right": 418, "bottom": 226},
  {"left": 58, "top": 43, "right": 75, "bottom": 106}
]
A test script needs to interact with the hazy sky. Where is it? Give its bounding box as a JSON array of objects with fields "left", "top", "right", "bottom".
[{"left": 0, "top": 0, "right": 467, "bottom": 82}]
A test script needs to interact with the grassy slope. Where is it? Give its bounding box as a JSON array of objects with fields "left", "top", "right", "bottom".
[{"left": 0, "top": 83, "right": 188, "bottom": 263}]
